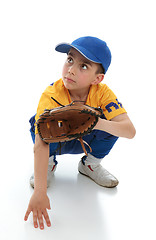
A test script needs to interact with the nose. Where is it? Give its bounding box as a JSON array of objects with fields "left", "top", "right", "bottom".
[{"left": 68, "top": 65, "right": 75, "bottom": 75}]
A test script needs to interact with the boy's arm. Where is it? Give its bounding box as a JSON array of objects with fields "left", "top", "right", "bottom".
[
  {"left": 24, "top": 134, "right": 51, "bottom": 230},
  {"left": 33, "top": 134, "right": 49, "bottom": 191},
  {"left": 94, "top": 113, "right": 136, "bottom": 139}
]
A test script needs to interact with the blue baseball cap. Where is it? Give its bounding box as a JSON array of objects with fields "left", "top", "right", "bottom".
[{"left": 55, "top": 36, "right": 111, "bottom": 74}]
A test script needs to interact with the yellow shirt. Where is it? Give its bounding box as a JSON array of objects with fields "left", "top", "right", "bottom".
[{"left": 35, "top": 78, "right": 126, "bottom": 134}]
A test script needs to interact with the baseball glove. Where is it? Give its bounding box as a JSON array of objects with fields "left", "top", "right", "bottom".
[{"left": 37, "top": 97, "right": 103, "bottom": 155}]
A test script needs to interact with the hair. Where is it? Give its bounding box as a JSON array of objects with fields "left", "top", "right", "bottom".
[{"left": 96, "top": 64, "right": 105, "bottom": 74}]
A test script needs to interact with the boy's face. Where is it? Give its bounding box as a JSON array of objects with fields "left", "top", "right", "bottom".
[{"left": 62, "top": 48, "right": 104, "bottom": 93}]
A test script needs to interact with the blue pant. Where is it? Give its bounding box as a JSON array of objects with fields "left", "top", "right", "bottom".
[{"left": 29, "top": 115, "right": 118, "bottom": 160}]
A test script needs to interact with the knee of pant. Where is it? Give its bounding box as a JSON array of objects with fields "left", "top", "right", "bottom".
[
  {"left": 89, "top": 136, "right": 118, "bottom": 159},
  {"left": 29, "top": 114, "right": 36, "bottom": 144},
  {"left": 30, "top": 130, "right": 35, "bottom": 144},
  {"left": 49, "top": 142, "right": 59, "bottom": 156}
]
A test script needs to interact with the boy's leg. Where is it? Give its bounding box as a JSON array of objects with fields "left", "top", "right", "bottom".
[
  {"left": 29, "top": 116, "right": 119, "bottom": 188},
  {"left": 50, "top": 129, "right": 119, "bottom": 188},
  {"left": 78, "top": 130, "right": 119, "bottom": 188}
]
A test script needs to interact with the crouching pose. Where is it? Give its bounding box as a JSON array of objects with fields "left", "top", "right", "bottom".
[{"left": 24, "top": 36, "right": 136, "bottom": 230}]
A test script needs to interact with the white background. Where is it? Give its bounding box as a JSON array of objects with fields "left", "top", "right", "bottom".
[{"left": 0, "top": 0, "right": 156, "bottom": 239}]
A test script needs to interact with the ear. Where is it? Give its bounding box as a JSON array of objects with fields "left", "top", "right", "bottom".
[{"left": 91, "top": 74, "right": 104, "bottom": 85}]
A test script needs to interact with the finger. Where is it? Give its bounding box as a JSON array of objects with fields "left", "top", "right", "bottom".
[
  {"left": 43, "top": 209, "right": 51, "bottom": 227},
  {"left": 33, "top": 209, "right": 38, "bottom": 228},
  {"left": 37, "top": 210, "right": 44, "bottom": 230},
  {"left": 24, "top": 209, "right": 31, "bottom": 221}
]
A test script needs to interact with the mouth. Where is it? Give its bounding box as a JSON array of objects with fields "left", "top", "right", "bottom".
[{"left": 65, "top": 77, "right": 76, "bottom": 83}]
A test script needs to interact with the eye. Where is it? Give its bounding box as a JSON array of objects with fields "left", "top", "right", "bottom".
[
  {"left": 67, "top": 57, "right": 73, "bottom": 63},
  {"left": 81, "top": 64, "right": 88, "bottom": 70}
]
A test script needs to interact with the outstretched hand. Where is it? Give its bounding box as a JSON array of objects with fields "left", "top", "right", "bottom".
[{"left": 24, "top": 191, "right": 51, "bottom": 230}]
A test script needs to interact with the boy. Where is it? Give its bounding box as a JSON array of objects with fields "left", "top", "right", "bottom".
[{"left": 24, "top": 36, "right": 136, "bottom": 229}]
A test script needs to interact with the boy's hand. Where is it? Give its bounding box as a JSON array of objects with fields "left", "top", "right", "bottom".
[{"left": 24, "top": 191, "right": 51, "bottom": 230}]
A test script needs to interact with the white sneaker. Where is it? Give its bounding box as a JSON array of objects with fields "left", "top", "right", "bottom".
[
  {"left": 30, "top": 156, "right": 57, "bottom": 188},
  {"left": 78, "top": 156, "right": 119, "bottom": 188}
]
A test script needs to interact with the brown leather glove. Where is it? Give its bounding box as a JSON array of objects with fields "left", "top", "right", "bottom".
[{"left": 37, "top": 98, "right": 103, "bottom": 155}]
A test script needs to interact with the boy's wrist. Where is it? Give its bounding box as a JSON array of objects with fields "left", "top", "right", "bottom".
[
  {"left": 34, "top": 187, "right": 47, "bottom": 194},
  {"left": 94, "top": 118, "right": 105, "bottom": 130},
  {"left": 34, "top": 177, "right": 48, "bottom": 194}
]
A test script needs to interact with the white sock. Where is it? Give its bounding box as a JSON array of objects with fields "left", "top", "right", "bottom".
[
  {"left": 85, "top": 153, "right": 102, "bottom": 165},
  {"left": 49, "top": 156, "right": 54, "bottom": 165}
]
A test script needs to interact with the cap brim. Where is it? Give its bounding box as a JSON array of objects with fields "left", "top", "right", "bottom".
[
  {"left": 55, "top": 43, "right": 101, "bottom": 65},
  {"left": 55, "top": 43, "right": 72, "bottom": 53}
]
